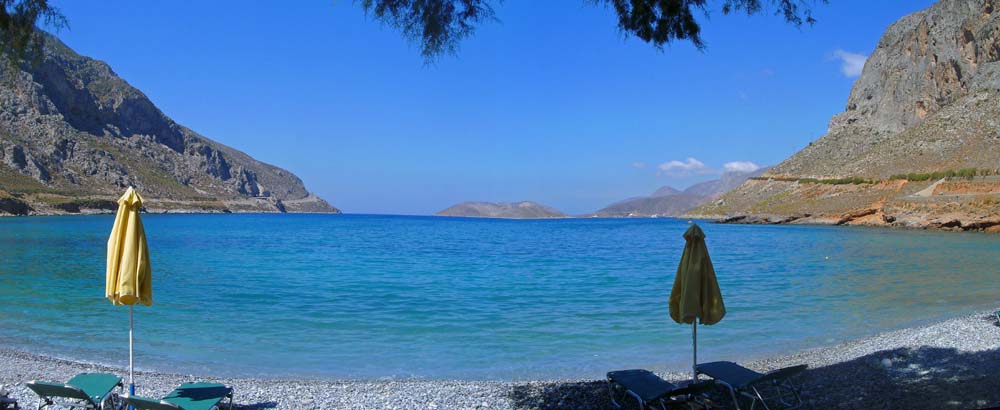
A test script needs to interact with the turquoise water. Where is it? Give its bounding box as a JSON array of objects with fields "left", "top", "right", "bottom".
[{"left": 1, "top": 214, "right": 999, "bottom": 380}]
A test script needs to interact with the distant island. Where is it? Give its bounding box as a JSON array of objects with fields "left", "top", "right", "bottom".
[
  {"left": 0, "top": 34, "right": 337, "bottom": 216},
  {"left": 589, "top": 168, "right": 769, "bottom": 217},
  {"left": 435, "top": 201, "right": 567, "bottom": 219}
]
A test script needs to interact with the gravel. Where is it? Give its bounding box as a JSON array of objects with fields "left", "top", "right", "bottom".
[{"left": 3, "top": 311, "right": 999, "bottom": 409}]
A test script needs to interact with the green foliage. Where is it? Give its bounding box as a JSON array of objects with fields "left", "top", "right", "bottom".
[
  {"left": 602, "top": 0, "right": 823, "bottom": 51},
  {"left": 888, "top": 168, "right": 997, "bottom": 181},
  {"left": 358, "top": 0, "right": 497, "bottom": 60},
  {"left": 47, "top": 198, "right": 117, "bottom": 213},
  {"left": 0, "top": 0, "right": 67, "bottom": 63},
  {"left": 0, "top": 161, "right": 58, "bottom": 194},
  {"left": 2, "top": 1, "right": 825, "bottom": 62},
  {"left": 750, "top": 176, "right": 876, "bottom": 185},
  {"left": 753, "top": 169, "right": 1000, "bottom": 186},
  {"left": 822, "top": 176, "right": 875, "bottom": 185},
  {"left": 358, "top": 0, "right": 826, "bottom": 60},
  {"left": 92, "top": 141, "right": 207, "bottom": 200}
]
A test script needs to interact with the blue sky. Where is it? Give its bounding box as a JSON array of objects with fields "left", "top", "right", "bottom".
[{"left": 49, "top": 1, "right": 935, "bottom": 215}]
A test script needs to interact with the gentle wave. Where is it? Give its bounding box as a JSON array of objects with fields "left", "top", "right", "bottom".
[{"left": 1, "top": 214, "right": 998, "bottom": 380}]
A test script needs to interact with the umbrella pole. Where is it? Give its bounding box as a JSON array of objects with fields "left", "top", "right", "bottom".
[
  {"left": 129, "top": 304, "right": 135, "bottom": 396},
  {"left": 692, "top": 320, "right": 698, "bottom": 382}
]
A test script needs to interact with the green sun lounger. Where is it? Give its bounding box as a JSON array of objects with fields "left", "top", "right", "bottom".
[
  {"left": 124, "top": 382, "right": 233, "bottom": 410},
  {"left": 26, "top": 373, "right": 123, "bottom": 410},
  {"left": 696, "top": 361, "right": 807, "bottom": 410},
  {"left": 607, "top": 369, "right": 715, "bottom": 410}
]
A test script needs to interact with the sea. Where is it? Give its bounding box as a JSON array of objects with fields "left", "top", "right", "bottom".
[{"left": 1, "top": 214, "right": 998, "bottom": 380}]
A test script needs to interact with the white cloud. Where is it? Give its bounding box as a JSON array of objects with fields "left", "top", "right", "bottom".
[
  {"left": 632, "top": 162, "right": 647, "bottom": 169},
  {"left": 723, "top": 161, "right": 761, "bottom": 173},
  {"left": 658, "top": 157, "right": 709, "bottom": 176},
  {"left": 831, "top": 49, "right": 867, "bottom": 77}
]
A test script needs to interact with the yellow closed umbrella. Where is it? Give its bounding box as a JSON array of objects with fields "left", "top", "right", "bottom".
[
  {"left": 105, "top": 187, "right": 152, "bottom": 398},
  {"left": 669, "top": 223, "right": 725, "bottom": 382}
]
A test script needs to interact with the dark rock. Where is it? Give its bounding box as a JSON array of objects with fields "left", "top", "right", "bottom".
[{"left": 0, "top": 197, "right": 30, "bottom": 215}]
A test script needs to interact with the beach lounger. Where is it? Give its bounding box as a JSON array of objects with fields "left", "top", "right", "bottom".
[
  {"left": 695, "top": 361, "right": 807, "bottom": 410},
  {"left": 124, "top": 382, "right": 233, "bottom": 410},
  {"left": 0, "top": 385, "right": 19, "bottom": 410},
  {"left": 26, "top": 373, "right": 123, "bottom": 410},
  {"left": 607, "top": 369, "right": 715, "bottom": 410}
]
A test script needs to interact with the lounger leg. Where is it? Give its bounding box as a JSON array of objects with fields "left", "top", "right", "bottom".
[
  {"left": 626, "top": 391, "right": 646, "bottom": 410},
  {"left": 607, "top": 378, "right": 623, "bottom": 410},
  {"left": 718, "top": 382, "right": 742, "bottom": 410},
  {"left": 777, "top": 379, "right": 805, "bottom": 409},
  {"left": 608, "top": 378, "right": 648, "bottom": 410},
  {"left": 749, "top": 387, "right": 771, "bottom": 410},
  {"left": 113, "top": 381, "right": 124, "bottom": 410}
]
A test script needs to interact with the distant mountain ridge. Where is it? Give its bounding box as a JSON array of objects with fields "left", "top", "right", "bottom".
[
  {"left": 0, "top": 33, "right": 337, "bottom": 215},
  {"left": 650, "top": 186, "right": 682, "bottom": 197},
  {"left": 590, "top": 168, "right": 769, "bottom": 217},
  {"left": 435, "top": 201, "right": 568, "bottom": 219}
]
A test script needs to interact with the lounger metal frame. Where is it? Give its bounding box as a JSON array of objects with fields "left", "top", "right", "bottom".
[
  {"left": 213, "top": 390, "right": 234, "bottom": 410},
  {"left": 123, "top": 388, "right": 233, "bottom": 410},
  {"left": 697, "top": 366, "right": 806, "bottom": 410},
  {"left": 607, "top": 375, "right": 713, "bottom": 410},
  {"left": 0, "top": 391, "right": 19, "bottom": 410},
  {"left": 27, "top": 380, "right": 123, "bottom": 410}
]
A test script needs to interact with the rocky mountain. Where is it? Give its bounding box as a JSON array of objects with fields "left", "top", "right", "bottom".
[
  {"left": 435, "top": 201, "right": 568, "bottom": 219},
  {"left": 589, "top": 193, "right": 706, "bottom": 218},
  {"left": 590, "top": 168, "right": 768, "bottom": 217},
  {"left": 680, "top": 179, "right": 723, "bottom": 198},
  {"left": 0, "top": 33, "right": 338, "bottom": 215},
  {"left": 691, "top": 0, "right": 1000, "bottom": 231},
  {"left": 650, "top": 186, "right": 682, "bottom": 197}
]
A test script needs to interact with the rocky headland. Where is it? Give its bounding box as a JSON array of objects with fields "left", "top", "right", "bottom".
[
  {"left": 690, "top": 0, "right": 1000, "bottom": 232},
  {"left": 0, "top": 34, "right": 338, "bottom": 215}
]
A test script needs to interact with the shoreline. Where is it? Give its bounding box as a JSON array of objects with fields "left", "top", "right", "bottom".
[
  {"left": 3, "top": 311, "right": 999, "bottom": 409},
  {"left": 6, "top": 210, "right": 999, "bottom": 235},
  {"left": 694, "top": 212, "right": 1000, "bottom": 233}
]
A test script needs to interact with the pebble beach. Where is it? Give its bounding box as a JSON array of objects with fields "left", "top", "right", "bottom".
[{"left": 2, "top": 311, "right": 999, "bottom": 409}]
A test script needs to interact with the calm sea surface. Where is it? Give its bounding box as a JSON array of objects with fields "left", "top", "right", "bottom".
[{"left": 1, "top": 214, "right": 999, "bottom": 380}]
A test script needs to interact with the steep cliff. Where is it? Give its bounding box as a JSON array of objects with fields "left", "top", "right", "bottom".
[
  {"left": 0, "top": 34, "right": 338, "bottom": 215},
  {"left": 693, "top": 0, "right": 1000, "bottom": 231}
]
